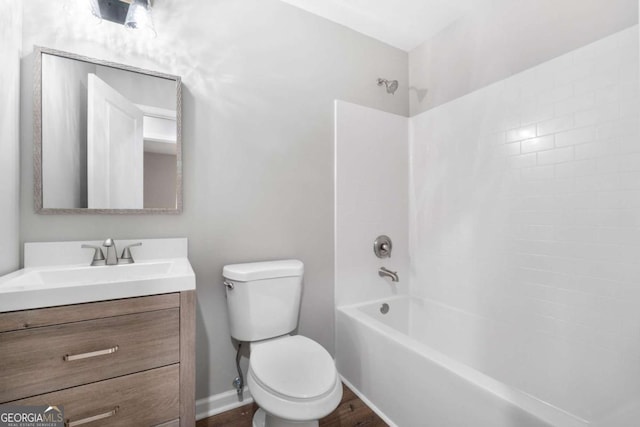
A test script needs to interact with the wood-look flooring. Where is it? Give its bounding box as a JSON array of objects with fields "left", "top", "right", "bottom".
[{"left": 196, "top": 384, "right": 388, "bottom": 427}]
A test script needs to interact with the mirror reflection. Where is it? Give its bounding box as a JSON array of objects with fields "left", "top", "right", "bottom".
[{"left": 38, "top": 49, "right": 181, "bottom": 212}]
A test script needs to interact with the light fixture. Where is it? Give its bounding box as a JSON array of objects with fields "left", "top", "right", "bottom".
[
  {"left": 88, "top": 0, "right": 156, "bottom": 37},
  {"left": 124, "top": 0, "right": 156, "bottom": 37}
]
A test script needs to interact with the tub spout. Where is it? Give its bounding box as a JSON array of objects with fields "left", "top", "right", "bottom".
[{"left": 379, "top": 267, "right": 399, "bottom": 282}]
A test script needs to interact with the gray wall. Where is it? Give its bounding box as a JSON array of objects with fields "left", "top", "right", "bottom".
[
  {"left": 20, "top": 0, "right": 408, "bottom": 400},
  {"left": 409, "top": 0, "right": 638, "bottom": 115},
  {"left": 144, "top": 152, "right": 177, "bottom": 208},
  {"left": 0, "top": 0, "right": 21, "bottom": 276}
]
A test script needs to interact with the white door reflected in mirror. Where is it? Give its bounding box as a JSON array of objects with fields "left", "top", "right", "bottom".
[{"left": 87, "top": 73, "right": 144, "bottom": 209}]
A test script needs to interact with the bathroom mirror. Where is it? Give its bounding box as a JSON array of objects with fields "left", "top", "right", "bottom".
[{"left": 34, "top": 46, "right": 182, "bottom": 214}]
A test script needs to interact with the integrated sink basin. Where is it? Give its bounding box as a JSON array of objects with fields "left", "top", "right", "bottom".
[
  {"left": 0, "top": 238, "right": 195, "bottom": 312},
  {"left": 38, "top": 261, "right": 173, "bottom": 285}
]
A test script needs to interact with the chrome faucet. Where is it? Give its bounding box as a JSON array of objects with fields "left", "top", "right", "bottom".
[
  {"left": 379, "top": 267, "right": 399, "bottom": 282},
  {"left": 81, "top": 239, "right": 143, "bottom": 266},
  {"left": 103, "top": 238, "right": 119, "bottom": 265}
]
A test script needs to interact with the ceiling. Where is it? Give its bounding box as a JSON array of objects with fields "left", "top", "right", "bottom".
[{"left": 278, "top": 0, "right": 503, "bottom": 51}]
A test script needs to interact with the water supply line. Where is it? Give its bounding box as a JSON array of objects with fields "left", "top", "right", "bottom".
[{"left": 233, "top": 342, "right": 244, "bottom": 399}]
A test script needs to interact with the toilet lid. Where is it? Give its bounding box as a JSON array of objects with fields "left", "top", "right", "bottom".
[{"left": 250, "top": 335, "right": 337, "bottom": 399}]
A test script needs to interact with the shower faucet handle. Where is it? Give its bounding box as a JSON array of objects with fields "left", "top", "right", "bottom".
[{"left": 373, "top": 235, "right": 392, "bottom": 258}]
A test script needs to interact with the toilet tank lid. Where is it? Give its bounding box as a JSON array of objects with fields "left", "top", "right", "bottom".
[{"left": 223, "top": 259, "right": 304, "bottom": 281}]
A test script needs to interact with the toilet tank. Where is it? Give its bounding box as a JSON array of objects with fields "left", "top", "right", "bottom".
[{"left": 223, "top": 260, "right": 304, "bottom": 342}]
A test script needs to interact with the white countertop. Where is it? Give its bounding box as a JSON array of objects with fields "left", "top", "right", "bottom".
[{"left": 0, "top": 238, "right": 195, "bottom": 312}]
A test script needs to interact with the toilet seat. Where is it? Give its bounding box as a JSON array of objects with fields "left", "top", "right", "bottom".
[
  {"left": 248, "top": 335, "right": 342, "bottom": 421},
  {"left": 251, "top": 335, "right": 337, "bottom": 399}
]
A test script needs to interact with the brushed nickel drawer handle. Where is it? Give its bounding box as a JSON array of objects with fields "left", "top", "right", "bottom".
[
  {"left": 63, "top": 345, "right": 119, "bottom": 361},
  {"left": 66, "top": 406, "right": 119, "bottom": 426}
]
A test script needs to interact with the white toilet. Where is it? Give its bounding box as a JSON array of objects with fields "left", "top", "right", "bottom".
[{"left": 223, "top": 260, "right": 342, "bottom": 427}]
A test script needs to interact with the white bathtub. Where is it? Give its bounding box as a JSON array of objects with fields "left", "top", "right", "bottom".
[{"left": 336, "top": 296, "right": 590, "bottom": 427}]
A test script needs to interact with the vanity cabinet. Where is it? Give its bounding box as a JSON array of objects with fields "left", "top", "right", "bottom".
[{"left": 0, "top": 291, "right": 195, "bottom": 427}]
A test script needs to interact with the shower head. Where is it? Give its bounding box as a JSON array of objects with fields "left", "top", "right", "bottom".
[
  {"left": 377, "top": 78, "right": 399, "bottom": 95},
  {"left": 387, "top": 80, "right": 399, "bottom": 94}
]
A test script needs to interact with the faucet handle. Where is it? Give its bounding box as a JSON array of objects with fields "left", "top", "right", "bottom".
[
  {"left": 120, "top": 242, "right": 142, "bottom": 264},
  {"left": 81, "top": 244, "right": 106, "bottom": 266}
]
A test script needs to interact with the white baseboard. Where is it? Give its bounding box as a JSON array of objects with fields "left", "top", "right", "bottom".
[
  {"left": 195, "top": 387, "right": 254, "bottom": 421},
  {"left": 340, "top": 376, "right": 397, "bottom": 427}
]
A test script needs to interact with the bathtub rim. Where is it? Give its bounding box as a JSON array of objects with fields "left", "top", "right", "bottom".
[{"left": 337, "top": 295, "right": 589, "bottom": 427}]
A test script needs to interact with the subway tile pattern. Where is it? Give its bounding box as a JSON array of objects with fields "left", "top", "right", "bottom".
[{"left": 409, "top": 27, "right": 639, "bottom": 424}]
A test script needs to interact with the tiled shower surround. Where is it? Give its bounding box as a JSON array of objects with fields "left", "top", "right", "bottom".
[{"left": 410, "top": 26, "right": 640, "bottom": 424}]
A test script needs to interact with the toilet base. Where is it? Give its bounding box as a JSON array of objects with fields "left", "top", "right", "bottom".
[{"left": 252, "top": 408, "right": 319, "bottom": 427}]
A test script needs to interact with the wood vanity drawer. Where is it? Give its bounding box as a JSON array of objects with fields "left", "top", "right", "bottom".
[
  {"left": 10, "top": 364, "right": 179, "bottom": 426},
  {"left": 0, "top": 308, "right": 179, "bottom": 402}
]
